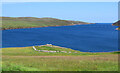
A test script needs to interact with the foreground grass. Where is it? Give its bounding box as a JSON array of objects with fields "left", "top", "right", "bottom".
[{"left": 2, "top": 45, "right": 119, "bottom": 71}]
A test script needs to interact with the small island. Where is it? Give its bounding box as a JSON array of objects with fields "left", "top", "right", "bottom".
[{"left": 1, "top": 17, "right": 93, "bottom": 30}]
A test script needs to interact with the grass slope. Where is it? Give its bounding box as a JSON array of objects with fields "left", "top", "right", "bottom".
[
  {"left": 1, "top": 17, "right": 91, "bottom": 30},
  {"left": 2, "top": 45, "right": 119, "bottom": 71}
]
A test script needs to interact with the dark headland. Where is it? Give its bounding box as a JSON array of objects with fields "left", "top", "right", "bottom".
[{"left": 112, "top": 20, "right": 120, "bottom": 30}]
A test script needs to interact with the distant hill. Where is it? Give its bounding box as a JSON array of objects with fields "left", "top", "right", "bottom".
[{"left": 1, "top": 17, "right": 92, "bottom": 30}]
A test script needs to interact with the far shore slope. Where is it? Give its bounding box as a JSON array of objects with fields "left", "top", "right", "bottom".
[{"left": 1, "top": 17, "right": 94, "bottom": 30}]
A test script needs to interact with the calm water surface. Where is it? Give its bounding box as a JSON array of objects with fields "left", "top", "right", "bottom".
[{"left": 2, "top": 23, "right": 118, "bottom": 52}]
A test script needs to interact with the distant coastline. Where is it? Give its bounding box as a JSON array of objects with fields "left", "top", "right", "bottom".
[
  {"left": 2, "top": 23, "right": 94, "bottom": 30},
  {"left": 1, "top": 17, "right": 94, "bottom": 30}
]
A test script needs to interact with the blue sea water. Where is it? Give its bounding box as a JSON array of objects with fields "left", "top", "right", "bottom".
[{"left": 2, "top": 23, "right": 118, "bottom": 52}]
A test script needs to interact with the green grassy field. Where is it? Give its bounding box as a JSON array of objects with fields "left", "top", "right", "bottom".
[
  {"left": 2, "top": 45, "right": 119, "bottom": 71},
  {"left": 1, "top": 17, "right": 91, "bottom": 30}
]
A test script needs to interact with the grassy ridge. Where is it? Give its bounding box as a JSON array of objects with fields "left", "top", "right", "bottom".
[
  {"left": 1, "top": 17, "right": 91, "bottom": 30},
  {"left": 2, "top": 45, "right": 119, "bottom": 71},
  {"left": 2, "top": 45, "right": 117, "bottom": 56}
]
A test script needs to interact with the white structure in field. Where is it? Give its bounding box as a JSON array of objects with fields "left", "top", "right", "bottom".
[
  {"left": 33, "top": 46, "right": 37, "bottom": 50},
  {"left": 32, "top": 45, "right": 76, "bottom": 53}
]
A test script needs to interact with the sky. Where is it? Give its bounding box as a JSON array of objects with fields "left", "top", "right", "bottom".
[
  {"left": 2, "top": 2, "right": 118, "bottom": 23},
  {"left": 1, "top": 0, "right": 120, "bottom": 2}
]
